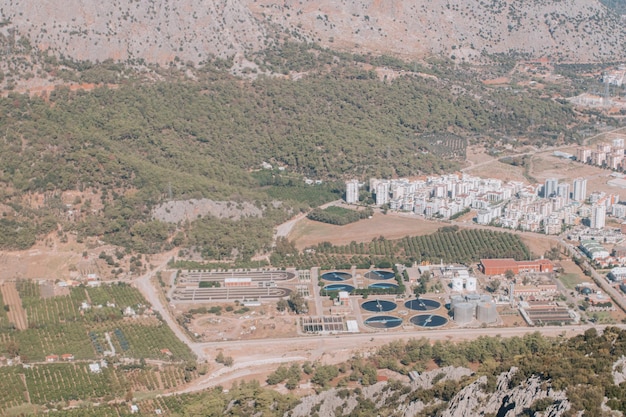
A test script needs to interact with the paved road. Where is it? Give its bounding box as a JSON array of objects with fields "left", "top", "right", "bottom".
[{"left": 164, "top": 322, "right": 619, "bottom": 396}]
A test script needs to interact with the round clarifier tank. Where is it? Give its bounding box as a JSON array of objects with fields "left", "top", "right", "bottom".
[
  {"left": 453, "top": 302, "right": 475, "bottom": 324},
  {"left": 368, "top": 282, "right": 398, "bottom": 290},
  {"left": 323, "top": 284, "right": 355, "bottom": 292},
  {"left": 410, "top": 314, "right": 448, "bottom": 328},
  {"left": 404, "top": 298, "right": 441, "bottom": 311},
  {"left": 361, "top": 299, "right": 397, "bottom": 312},
  {"left": 364, "top": 315, "right": 403, "bottom": 329},
  {"left": 321, "top": 271, "right": 352, "bottom": 281},
  {"left": 476, "top": 302, "right": 498, "bottom": 323},
  {"left": 364, "top": 270, "right": 396, "bottom": 280}
]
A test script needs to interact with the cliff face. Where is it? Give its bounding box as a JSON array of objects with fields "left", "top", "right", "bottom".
[
  {"left": 289, "top": 367, "right": 571, "bottom": 417},
  {"left": 1, "top": 0, "right": 625, "bottom": 64},
  {"left": 0, "top": 0, "right": 268, "bottom": 63}
]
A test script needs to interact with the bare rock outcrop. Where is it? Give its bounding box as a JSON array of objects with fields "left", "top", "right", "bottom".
[
  {"left": 152, "top": 199, "right": 263, "bottom": 223},
  {"left": 442, "top": 367, "right": 569, "bottom": 417},
  {"left": 1, "top": 0, "right": 625, "bottom": 65},
  {"left": 613, "top": 356, "right": 626, "bottom": 386},
  {"left": 287, "top": 366, "right": 573, "bottom": 417}
]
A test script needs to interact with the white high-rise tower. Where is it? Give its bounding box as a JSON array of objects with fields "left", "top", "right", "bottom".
[
  {"left": 572, "top": 178, "right": 587, "bottom": 202},
  {"left": 590, "top": 204, "right": 606, "bottom": 229},
  {"left": 543, "top": 178, "right": 558, "bottom": 198}
]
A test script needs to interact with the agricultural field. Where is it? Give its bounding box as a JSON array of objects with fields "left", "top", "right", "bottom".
[
  {"left": 275, "top": 226, "right": 532, "bottom": 269},
  {"left": 0, "top": 281, "right": 194, "bottom": 363},
  {"left": 0, "top": 362, "right": 198, "bottom": 414}
]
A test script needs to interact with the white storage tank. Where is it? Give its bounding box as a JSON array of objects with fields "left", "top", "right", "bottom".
[
  {"left": 452, "top": 277, "right": 464, "bottom": 292},
  {"left": 480, "top": 294, "right": 493, "bottom": 303},
  {"left": 466, "top": 294, "right": 481, "bottom": 304},
  {"left": 449, "top": 295, "right": 464, "bottom": 310},
  {"left": 476, "top": 302, "right": 498, "bottom": 323},
  {"left": 453, "top": 302, "right": 475, "bottom": 324},
  {"left": 465, "top": 277, "right": 477, "bottom": 292}
]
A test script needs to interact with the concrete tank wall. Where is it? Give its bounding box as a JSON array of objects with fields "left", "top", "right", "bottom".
[
  {"left": 449, "top": 295, "right": 464, "bottom": 309},
  {"left": 477, "top": 302, "right": 498, "bottom": 323},
  {"left": 454, "top": 302, "right": 475, "bottom": 324}
]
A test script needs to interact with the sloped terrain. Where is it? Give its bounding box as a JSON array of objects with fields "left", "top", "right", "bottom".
[{"left": 0, "top": 0, "right": 624, "bottom": 64}]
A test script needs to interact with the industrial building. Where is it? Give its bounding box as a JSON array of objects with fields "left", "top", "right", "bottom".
[
  {"left": 579, "top": 240, "right": 610, "bottom": 260},
  {"left": 479, "top": 258, "right": 554, "bottom": 276}
]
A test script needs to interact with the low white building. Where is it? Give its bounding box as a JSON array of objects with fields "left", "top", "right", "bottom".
[{"left": 609, "top": 267, "right": 626, "bottom": 282}]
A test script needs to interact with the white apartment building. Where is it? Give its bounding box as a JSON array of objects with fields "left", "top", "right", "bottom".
[
  {"left": 590, "top": 204, "right": 606, "bottom": 229},
  {"left": 572, "top": 178, "right": 587, "bottom": 202}
]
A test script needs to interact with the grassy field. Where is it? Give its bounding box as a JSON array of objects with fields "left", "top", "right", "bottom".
[{"left": 559, "top": 273, "right": 583, "bottom": 290}]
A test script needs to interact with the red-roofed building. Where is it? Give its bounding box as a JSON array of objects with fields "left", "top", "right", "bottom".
[{"left": 479, "top": 258, "right": 554, "bottom": 276}]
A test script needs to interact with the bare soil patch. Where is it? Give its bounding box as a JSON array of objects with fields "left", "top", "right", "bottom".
[
  {"left": 185, "top": 305, "right": 298, "bottom": 342},
  {"left": 464, "top": 144, "right": 626, "bottom": 199},
  {"left": 289, "top": 212, "right": 443, "bottom": 250},
  {"left": 0, "top": 282, "right": 28, "bottom": 330}
]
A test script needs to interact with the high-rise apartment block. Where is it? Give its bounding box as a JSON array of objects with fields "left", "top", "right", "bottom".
[{"left": 572, "top": 178, "right": 587, "bottom": 202}]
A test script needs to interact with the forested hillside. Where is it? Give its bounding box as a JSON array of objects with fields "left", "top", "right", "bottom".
[{"left": 0, "top": 45, "right": 585, "bottom": 256}]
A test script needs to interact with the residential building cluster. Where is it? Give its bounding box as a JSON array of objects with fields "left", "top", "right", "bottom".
[
  {"left": 361, "top": 174, "right": 522, "bottom": 219},
  {"left": 576, "top": 137, "right": 626, "bottom": 170},
  {"left": 346, "top": 174, "right": 622, "bottom": 235}
]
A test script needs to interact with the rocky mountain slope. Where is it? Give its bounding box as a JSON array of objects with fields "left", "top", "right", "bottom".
[
  {"left": 291, "top": 367, "right": 570, "bottom": 417},
  {"left": 0, "top": 0, "right": 625, "bottom": 64}
]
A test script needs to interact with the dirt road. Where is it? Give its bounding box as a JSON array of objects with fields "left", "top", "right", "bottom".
[
  {"left": 0, "top": 282, "right": 28, "bottom": 330},
  {"left": 134, "top": 251, "right": 208, "bottom": 361}
]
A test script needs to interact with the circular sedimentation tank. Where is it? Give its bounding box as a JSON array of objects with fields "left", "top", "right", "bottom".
[
  {"left": 476, "top": 302, "right": 498, "bottom": 323},
  {"left": 321, "top": 271, "right": 352, "bottom": 281},
  {"left": 453, "top": 302, "right": 475, "bottom": 324},
  {"left": 368, "top": 282, "right": 398, "bottom": 290},
  {"left": 364, "top": 315, "right": 403, "bottom": 329},
  {"left": 410, "top": 314, "right": 448, "bottom": 328},
  {"left": 323, "top": 284, "right": 355, "bottom": 292},
  {"left": 361, "top": 299, "right": 397, "bottom": 312},
  {"left": 404, "top": 298, "right": 441, "bottom": 311},
  {"left": 364, "top": 270, "right": 395, "bottom": 280}
]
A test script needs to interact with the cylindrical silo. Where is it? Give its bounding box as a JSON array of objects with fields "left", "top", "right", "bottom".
[
  {"left": 449, "top": 295, "right": 464, "bottom": 310},
  {"left": 452, "top": 277, "right": 464, "bottom": 292},
  {"left": 465, "top": 277, "right": 477, "bottom": 292},
  {"left": 454, "top": 302, "right": 475, "bottom": 324},
  {"left": 466, "top": 293, "right": 481, "bottom": 304},
  {"left": 476, "top": 302, "right": 498, "bottom": 323},
  {"left": 480, "top": 294, "right": 493, "bottom": 303}
]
